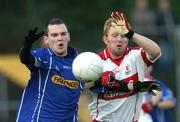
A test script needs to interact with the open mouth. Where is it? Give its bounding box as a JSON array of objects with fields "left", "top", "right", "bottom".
[
  {"left": 116, "top": 45, "right": 123, "bottom": 50},
  {"left": 117, "top": 44, "right": 122, "bottom": 48},
  {"left": 58, "top": 43, "right": 64, "bottom": 48}
]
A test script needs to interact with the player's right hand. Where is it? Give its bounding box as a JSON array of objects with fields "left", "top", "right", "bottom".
[
  {"left": 133, "top": 81, "right": 161, "bottom": 96},
  {"left": 100, "top": 71, "right": 115, "bottom": 87},
  {"left": 24, "top": 27, "right": 45, "bottom": 45},
  {"left": 95, "top": 71, "right": 118, "bottom": 87}
]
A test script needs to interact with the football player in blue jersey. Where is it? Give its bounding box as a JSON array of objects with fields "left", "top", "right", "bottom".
[
  {"left": 16, "top": 18, "right": 95, "bottom": 122},
  {"left": 150, "top": 79, "right": 176, "bottom": 122},
  {"left": 141, "top": 65, "right": 176, "bottom": 122},
  {"left": 17, "top": 17, "right": 130, "bottom": 122}
]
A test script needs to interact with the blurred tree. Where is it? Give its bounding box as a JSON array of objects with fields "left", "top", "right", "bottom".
[{"left": 0, "top": 0, "right": 179, "bottom": 54}]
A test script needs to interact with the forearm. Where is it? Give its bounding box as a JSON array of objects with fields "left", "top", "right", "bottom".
[
  {"left": 132, "top": 33, "right": 161, "bottom": 61},
  {"left": 93, "top": 79, "right": 133, "bottom": 92},
  {"left": 106, "top": 82, "right": 133, "bottom": 92},
  {"left": 19, "top": 42, "right": 35, "bottom": 66},
  {"left": 20, "top": 27, "right": 44, "bottom": 66},
  {"left": 157, "top": 100, "right": 175, "bottom": 109},
  {"left": 84, "top": 81, "right": 95, "bottom": 89},
  {"left": 151, "top": 91, "right": 162, "bottom": 105}
]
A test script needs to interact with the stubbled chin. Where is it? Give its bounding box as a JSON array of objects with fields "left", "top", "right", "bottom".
[{"left": 55, "top": 50, "right": 65, "bottom": 56}]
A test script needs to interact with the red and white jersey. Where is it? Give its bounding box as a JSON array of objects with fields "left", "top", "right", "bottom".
[{"left": 88, "top": 47, "right": 153, "bottom": 122}]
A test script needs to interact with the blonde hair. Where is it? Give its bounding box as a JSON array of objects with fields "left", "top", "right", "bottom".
[{"left": 103, "top": 17, "right": 116, "bottom": 36}]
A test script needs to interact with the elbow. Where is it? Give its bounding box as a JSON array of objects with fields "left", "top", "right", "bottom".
[
  {"left": 154, "top": 46, "right": 161, "bottom": 59},
  {"left": 148, "top": 46, "right": 161, "bottom": 61},
  {"left": 19, "top": 53, "right": 27, "bottom": 64},
  {"left": 19, "top": 50, "right": 31, "bottom": 65}
]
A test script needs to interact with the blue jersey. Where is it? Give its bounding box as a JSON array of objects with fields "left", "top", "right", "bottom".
[
  {"left": 150, "top": 80, "right": 176, "bottom": 122},
  {"left": 16, "top": 47, "right": 84, "bottom": 122}
]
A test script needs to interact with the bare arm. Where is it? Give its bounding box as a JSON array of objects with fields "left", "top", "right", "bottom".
[
  {"left": 151, "top": 90, "right": 175, "bottom": 109},
  {"left": 157, "top": 100, "right": 175, "bottom": 109},
  {"left": 84, "top": 82, "right": 95, "bottom": 89},
  {"left": 132, "top": 33, "right": 161, "bottom": 61},
  {"left": 151, "top": 90, "right": 162, "bottom": 105}
]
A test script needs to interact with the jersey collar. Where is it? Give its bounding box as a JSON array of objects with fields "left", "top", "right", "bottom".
[
  {"left": 103, "top": 47, "right": 129, "bottom": 66},
  {"left": 47, "top": 46, "right": 79, "bottom": 58},
  {"left": 104, "top": 47, "right": 129, "bottom": 59}
]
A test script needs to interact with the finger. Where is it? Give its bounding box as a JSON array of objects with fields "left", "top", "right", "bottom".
[
  {"left": 37, "top": 31, "right": 45, "bottom": 37},
  {"left": 115, "top": 12, "right": 122, "bottom": 20},
  {"left": 150, "top": 83, "right": 161, "bottom": 91},
  {"left": 112, "top": 12, "right": 120, "bottom": 21},
  {"left": 29, "top": 27, "right": 37, "bottom": 36},
  {"left": 111, "top": 12, "right": 115, "bottom": 17},
  {"left": 150, "top": 90, "right": 157, "bottom": 96},
  {"left": 33, "top": 27, "right": 38, "bottom": 33},
  {"left": 28, "top": 29, "right": 33, "bottom": 36},
  {"left": 110, "top": 74, "right": 115, "bottom": 81},
  {"left": 35, "top": 31, "right": 45, "bottom": 40},
  {"left": 119, "top": 12, "right": 124, "bottom": 21},
  {"left": 121, "top": 13, "right": 127, "bottom": 22},
  {"left": 152, "top": 83, "right": 161, "bottom": 87},
  {"left": 155, "top": 85, "right": 161, "bottom": 91},
  {"left": 111, "top": 12, "right": 117, "bottom": 18}
]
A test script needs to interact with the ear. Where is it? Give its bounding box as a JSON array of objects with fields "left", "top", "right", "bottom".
[
  {"left": 41, "top": 36, "right": 48, "bottom": 48},
  {"left": 68, "top": 32, "right": 70, "bottom": 42},
  {"left": 43, "top": 36, "right": 48, "bottom": 44},
  {"left": 103, "top": 35, "right": 108, "bottom": 45}
]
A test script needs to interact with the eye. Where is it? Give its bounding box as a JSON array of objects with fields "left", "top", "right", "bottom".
[
  {"left": 121, "top": 35, "right": 126, "bottom": 38},
  {"left": 61, "top": 32, "right": 68, "bottom": 36},
  {"left": 51, "top": 33, "right": 58, "bottom": 37}
]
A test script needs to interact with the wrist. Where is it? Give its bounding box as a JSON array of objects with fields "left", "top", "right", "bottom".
[
  {"left": 133, "top": 81, "right": 141, "bottom": 91},
  {"left": 23, "top": 39, "right": 34, "bottom": 47},
  {"left": 125, "top": 30, "right": 134, "bottom": 40}
]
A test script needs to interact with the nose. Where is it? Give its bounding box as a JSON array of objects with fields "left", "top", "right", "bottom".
[
  {"left": 116, "top": 35, "right": 123, "bottom": 41},
  {"left": 57, "top": 34, "right": 63, "bottom": 41},
  {"left": 117, "top": 35, "right": 127, "bottom": 42}
]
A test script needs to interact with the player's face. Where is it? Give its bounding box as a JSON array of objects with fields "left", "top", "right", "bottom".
[
  {"left": 45, "top": 24, "right": 70, "bottom": 56},
  {"left": 103, "top": 26, "right": 128, "bottom": 59}
]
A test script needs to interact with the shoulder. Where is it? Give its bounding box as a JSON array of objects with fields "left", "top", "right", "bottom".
[
  {"left": 97, "top": 51, "right": 106, "bottom": 60},
  {"left": 68, "top": 46, "right": 79, "bottom": 58},
  {"left": 32, "top": 48, "right": 50, "bottom": 55},
  {"left": 128, "top": 46, "right": 142, "bottom": 51},
  {"left": 32, "top": 48, "right": 52, "bottom": 63}
]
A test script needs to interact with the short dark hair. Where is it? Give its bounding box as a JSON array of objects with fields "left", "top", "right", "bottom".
[{"left": 44, "top": 18, "right": 68, "bottom": 35}]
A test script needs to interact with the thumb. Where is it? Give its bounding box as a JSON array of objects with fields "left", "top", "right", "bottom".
[{"left": 149, "top": 90, "right": 157, "bottom": 96}]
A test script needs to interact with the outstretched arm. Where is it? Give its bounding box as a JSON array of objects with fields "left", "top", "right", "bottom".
[
  {"left": 20, "top": 27, "right": 44, "bottom": 66},
  {"left": 85, "top": 71, "right": 161, "bottom": 95}
]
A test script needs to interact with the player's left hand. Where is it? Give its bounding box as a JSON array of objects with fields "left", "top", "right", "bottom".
[
  {"left": 111, "top": 11, "right": 134, "bottom": 39},
  {"left": 133, "top": 81, "right": 161, "bottom": 96}
]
